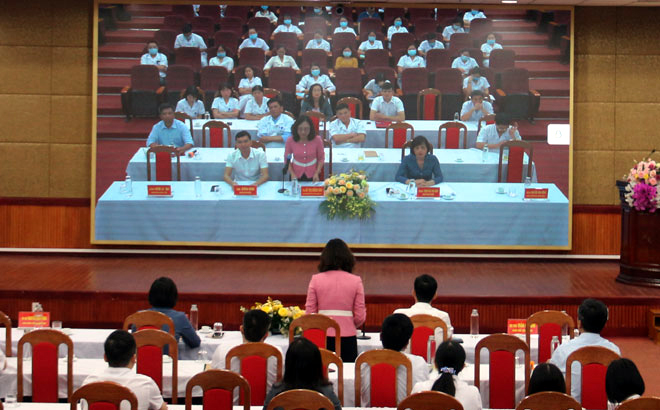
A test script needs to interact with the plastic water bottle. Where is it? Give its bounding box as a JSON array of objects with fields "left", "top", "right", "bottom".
[
  {"left": 125, "top": 176, "right": 133, "bottom": 196},
  {"left": 426, "top": 335, "right": 436, "bottom": 366},
  {"left": 470, "top": 309, "right": 479, "bottom": 335},
  {"left": 190, "top": 304, "right": 199, "bottom": 331},
  {"left": 454, "top": 112, "right": 459, "bottom": 121},
  {"left": 482, "top": 143, "right": 489, "bottom": 163},
  {"left": 551, "top": 335, "right": 560, "bottom": 354},
  {"left": 194, "top": 176, "right": 202, "bottom": 198},
  {"left": 574, "top": 328, "right": 580, "bottom": 338}
]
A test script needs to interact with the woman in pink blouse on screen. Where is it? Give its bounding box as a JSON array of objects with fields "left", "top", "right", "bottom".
[
  {"left": 305, "top": 238, "right": 366, "bottom": 362},
  {"left": 285, "top": 115, "right": 325, "bottom": 182}
]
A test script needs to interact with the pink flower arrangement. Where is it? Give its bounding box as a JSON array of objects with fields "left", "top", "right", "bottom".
[{"left": 625, "top": 158, "right": 660, "bottom": 212}]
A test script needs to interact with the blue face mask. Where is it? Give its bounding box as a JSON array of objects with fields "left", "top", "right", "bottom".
[
  {"left": 471, "top": 10, "right": 479, "bottom": 15},
  {"left": 453, "top": 24, "right": 460, "bottom": 30},
  {"left": 368, "top": 36, "right": 376, "bottom": 42},
  {"left": 487, "top": 39, "right": 495, "bottom": 45},
  {"left": 408, "top": 49, "right": 417, "bottom": 56},
  {"left": 261, "top": 6, "right": 268, "bottom": 10},
  {"left": 284, "top": 19, "right": 291, "bottom": 25},
  {"left": 315, "top": 38, "right": 322, "bottom": 44},
  {"left": 394, "top": 20, "right": 402, "bottom": 27},
  {"left": 148, "top": 47, "right": 158, "bottom": 55},
  {"left": 343, "top": 51, "right": 352, "bottom": 58},
  {"left": 461, "top": 55, "right": 469, "bottom": 62},
  {"left": 249, "top": 33, "right": 258, "bottom": 40},
  {"left": 311, "top": 69, "right": 320, "bottom": 77},
  {"left": 340, "top": 21, "right": 348, "bottom": 27},
  {"left": 218, "top": 52, "right": 226, "bottom": 58},
  {"left": 314, "top": 8, "right": 322, "bottom": 13},
  {"left": 472, "top": 76, "right": 480, "bottom": 82}
]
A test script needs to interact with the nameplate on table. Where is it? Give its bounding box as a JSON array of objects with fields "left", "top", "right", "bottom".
[
  {"left": 363, "top": 150, "right": 379, "bottom": 158},
  {"left": 18, "top": 311, "right": 51, "bottom": 328},
  {"left": 374, "top": 121, "right": 392, "bottom": 128},
  {"left": 301, "top": 186, "right": 325, "bottom": 197},
  {"left": 507, "top": 319, "right": 537, "bottom": 335},
  {"left": 147, "top": 185, "right": 172, "bottom": 197},
  {"left": 416, "top": 187, "right": 440, "bottom": 198},
  {"left": 234, "top": 185, "right": 257, "bottom": 196},
  {"left": 524, "top": 188, "right": 549, "bottom": 200}
]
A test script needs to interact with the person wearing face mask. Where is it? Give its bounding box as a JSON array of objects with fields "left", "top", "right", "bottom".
[
  {"left": 254, "top": 5, "right": 277, "bottom": 24},
  {"left": 442, "top": 19, "right": 465, "bottom": 43},
  {"left": 462, "top": 67, "right": 490, "bottom": 98},
  {"left": 308, "top": 6, "right": 330, "bottom": 19},
  {"left": 387, "top": 17, "right": 408, "bottom": 43},
  {"left": 460, "top": 90, "right": 493, "bottom": 122},
  {"left": 174, "top": 24, "right": 208, "bottom": 66},
  {"left": 296, "top": 64, "right": 336, "bottom": 93},
  {"left": 463, "top": 8, "right": 487, "bottom": 26},
  {"left": 263, "top": 45, "right": 300, "bottom": 75},
  {"left": 333, "top": 16, "right": 357, "bottom": 36},
  {"left": 305, "top": 30, "right": 331, "bottom": 54},
  {"left": 451, "top": 49, "right": 479, "bottom": 77},
  {"left": 334, "top": 46, "right": 358, "bottom": 69},
  {"left": 480, "top": 33, "right": 503, "bottom": 67},
  {"left": 140, "top": 40, "right": 168, "bottom": 83},
  {"left": 273, "top": 14, "right": 303, "bottom": 39},
  {"left": 417, "top": 32, "right": 445, "bottom": 57},
  {"left": 358, "top": 31, "right": 384, "bottom": 58},
  {"left": 208, "top": 45, "right": 234, "bottom": 71},
  {"left": 357, "top": 7, "right": 380, "bottom": 22},
  {"left": 238, "top": 28, "right": 270, "bottom": 56},
  {"left": 397, "top": 45, "right": 426, "bottom": 87}
]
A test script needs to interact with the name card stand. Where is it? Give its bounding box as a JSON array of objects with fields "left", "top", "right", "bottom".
[
  {"left": 416, "top": 187, "right": 440, "bottom": 199},
  {"left": 507, "top": 319, "right": 538, "bottom": 335},
  {"left": 147, "top": 185, "right": 172, "bottom": 197},
  {"left": 234, "top": 185, "right": 258, "bottom": 196},
  {"left": 18, "top": 311, "right": 51, "bottom": 328},
  {"left": 301, "top": 186, "right": 325, "bottom": 197},
  {"left": 524, "top": 188, "right": 549, "bottom": 200}
]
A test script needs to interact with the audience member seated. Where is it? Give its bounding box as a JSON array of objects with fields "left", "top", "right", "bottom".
[
  {"left": 460, "top": 91, "right": 493, "bottom": 122},
  {"left": 329, "top": 103, "right": 366, "bottom": 148},
  {"left": 146, "top": 103, "right": 194, "bottom": 155},
  {"left": 174, "top": 23, "right": 208, "bottom": 67},
  {"left": 358, "top": 31, "right": 384, "bottom": 58},
  {"left": 300, "top": 84, "right": 333, "bottom": 118},
  {"left": 239, "top": 29, "right": 270, "bottom": 54},
  {"left": 452, "top": 49, "right": 479, "bottom": 77},
  {"left": 334, "top": 16, "right": 356, "bottom": 36},
  {"left": 242, "top": 85, "right": 270, "bottom": 120},
  {"left": 369, "top": 81, "right": 405, "bottom": 121},
  {"left": 147, "top": 277, "right": 200, "bottom": 348},
  {"left": 223, "top": 131, "right": 269, "bottom": 187},
  {"left": 463, "top": 68, "right": 490, "bottom": 98},
  {"left": 297, "top": 64, "right": 336, "bottom": 93},
  {"left": 212, "top": 83, "right": 239, "bottom": 119},
  {"left": 208, "top": 45, "right": 234, "bottom": 71},
  {"left": 335, "top": 46, "right": 358, "bottom": 69},
  {"left": 254, "top": 5, "right": 277, "bottom": 23},
  {"left": 363, "top": 73, "right": 386, "bottom": 102},
  {"left": 463, "top": 9, "right": 487, "bottom": 24},
  {"left": 475, "top": 113, "right": 521, "bottom": 151},
  {"left": 418, "top": 32, "right": 445, "bottom": 57},
  {"left": 549, "top": 298, "right": 621, "bottom": 403},
  {"left": 481, "top": 33, "right": 502, "bottom": 68},
  {"left": 387, "top": 17, "right": 409, "bottom": 43},
  {"left": 273, "top": 15, "right": 303, "bottom": 38},
  {"left": 82, "top": 330, "right": 167, "bottom": 410},
  {"left": 140, "top": 40, "right": 167, "bottom": 83},
  {"left": 357, "top": 7, "right": 380, "bottom": 22},
  {"left": 605, "top": 358, "right": 645, "bottom": 410},
  {"left": 396, "top": 136, "right": 443, "bottom": 187},
  {"left": 397, "top": 44, "right": 426, "bottom": 86},
  {"left": 308, "top": 6, "right": 330, "bottom": 19},
  {"left": 442, "top": 19, "right": 465, "bottom": 44},
  {"left": 237, "top": 65, "right": 263, "bottom": 107},
  {"left": 257, "top": 97, "right": 294, "bottom": 148},
  {"left": 263, "top": 337, "right": 342, "bottom": 410},
  {"left": 527, "top": 363, "right": 566, "bottom": 395},
  {"left": 394, "top": 274, "right": 452, "bottom": 338},
  {"left": 305, "top": 31, "right": 331, "bottom": 53},
  {"left": 175, "top": 86, "right": 205, "bottom": 119},
  {"left": 264, "top": 45, "right": 300, "bottom": 74},
  {"left": 285, "top": 116, "right": 325, "bottom": 182},
  {"left": 412, "top": 340, "right": 482, "bottom": 410},
  {"left": 305, "top": 238, "right": 366, "bottom": 362}
]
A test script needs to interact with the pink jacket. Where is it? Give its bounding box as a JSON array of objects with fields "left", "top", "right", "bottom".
[{"left": 305, "top": 270, "right": 366, "bottom": 337}]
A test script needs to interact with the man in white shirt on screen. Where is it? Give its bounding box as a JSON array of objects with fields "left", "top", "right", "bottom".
[
  {"left": 394, "top": 274, "right": 453, "bottom": 340},
  {"left": 174, "top": 23, "right": 208, "bottom": 67},
  {"left": 223, "top": 131, "right": 269, "bottom": 187},
  {"left": 369, "top": 81, "right": 405, "bottom": 122},
  {"left": 475, "top": 112, "right": 521, "bottom": 151},
  {"left": 140, "top": 40, "right": 168, "bottom": 83},
  {"left": 329, "top": 103, "right": 366, "bottom": 148},
  {"left": 460, "top": 91, "right": 493, "bottom": 123},
  {"left": 82, "top": 330, "right": 167, "bottom": 410},
  {"left": 257, "top": 97, "right": 294, "bottom": 148},
  {"left": 305, "top": 31, "right": 331, "bottom": 54}
]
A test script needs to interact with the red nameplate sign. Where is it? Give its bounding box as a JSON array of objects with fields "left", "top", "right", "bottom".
[
  {"left": 19, "top": 311, "right": 51, "bottom": 328},
  {"left": 234, "top": 185, "right": 257, "bottom": 196},
  {"left": 374, "top": 121, "right": 392, "bottom": 128},
  {"left": 507, "top": 319, "right": 538, "bottom": 335},
  {"left": 301, "top": 186, "right": 325, "bottom": 197},
  {"left": 416, "top": 187, "right": 440, "bottom": 198},
  {"left": 147, "top": 185, "right": 172, "bottom": 197},
  {"left": 524, "top": 188, "right": 549, "bottom": 199}
]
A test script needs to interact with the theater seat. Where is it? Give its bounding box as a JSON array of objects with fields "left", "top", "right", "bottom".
[{"left": 121, "top": 65, "right": 165, "bottom": 120}]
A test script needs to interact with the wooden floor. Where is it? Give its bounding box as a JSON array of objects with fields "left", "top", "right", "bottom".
[{"left": 1, "top": 254, "right": 659, "bottom": 336}]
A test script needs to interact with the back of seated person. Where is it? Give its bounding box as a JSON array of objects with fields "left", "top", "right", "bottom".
[
  {"left": 147, "top": 276, "right": 200, "bottom": 349},
  {"left": 527, "top": 363, "right": 566, "bottom": 396},
  {"left": 606, "top": 358, "right": 645, "bottom": 410},
  {"left": 394, "top": 274, "right": 453, "bottom": 339}
]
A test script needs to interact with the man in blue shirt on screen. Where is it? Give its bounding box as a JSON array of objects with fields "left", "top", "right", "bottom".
[{"left": 146, "top": 103, "right": 194, "bottom": 155}]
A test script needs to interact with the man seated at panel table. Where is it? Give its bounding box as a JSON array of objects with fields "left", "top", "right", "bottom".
[
  {"left": 82, "top": 330, "right": 167, "bottom": 410},
  {"left": 329, "top": 103, "right": 366, "bottom": 148},
  {"left": 223, "top": 131, "right": 269, "bottom": 187},
  {"left": 460, "top": 91, "right": 493, "bottom": 123},
  {"left": 394, "top": 274, "right": 453, "bottom": 340},
  {"left": 146, "top": 103, "right": 194, "bottom": 155},
  {"left": 475, "top": 112, "right": 521, "bottom": 152},
  {"left": 257, "top": 97, "right": 295, "bottom": 148},
  {"left": 359, "top": 314, "right": 430, "bottom": 405},
  {"left": 369, "top": 81, "right": 405, "bottom": 122},
  {"left": 550, "top": 298, "right": 620, "bottom": 403}
]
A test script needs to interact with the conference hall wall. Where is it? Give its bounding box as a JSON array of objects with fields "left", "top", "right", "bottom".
[{"left": 0, "top": 2, "right": 655, "bottom": 254}]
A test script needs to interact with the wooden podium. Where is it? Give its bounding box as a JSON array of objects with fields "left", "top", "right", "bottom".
[{"left": 616, "top": 180, "right": 660, "bottom": 287}]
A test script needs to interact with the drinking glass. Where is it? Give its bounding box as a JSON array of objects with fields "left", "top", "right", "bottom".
[
  {"left": 4, "top": 392, "right": 17, "bottom": 407},
  {"left": 52, "top": 321, "right": 62, "bottom": 329}
]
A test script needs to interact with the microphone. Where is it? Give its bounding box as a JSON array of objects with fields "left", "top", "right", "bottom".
[{"left": 278, "top": 154, "right": 292, "bottom": 193}]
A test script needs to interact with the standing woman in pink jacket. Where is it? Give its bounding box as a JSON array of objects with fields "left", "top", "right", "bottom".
[{"left": 305, "top": 238, "right": 367, "bottom": 362}]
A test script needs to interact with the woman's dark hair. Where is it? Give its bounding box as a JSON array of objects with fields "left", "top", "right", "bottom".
[
  {"left": 216, "top": 44, "right": 226, "bottom": 54},
  {"left": 528, "top": 363, "right": 566, "bottom": 395},
  {"left": 305, "top": 83, "right": 328, "bottom": 110},
  {"left": 291, "top": 115, "right": 317, "bottom": 142},
  {"left": 243, "top": 65, "right": 254, "bottom": 76},
  {"left": 318, "top": 238, "right": 355, "bottom": 273},
  {"left": 409, "top": 135, "right": 433, "bottom": 155},
  {"left": 279, "top": 337, "right": 330, "bottom": 390},
  {"left": 148, "top": 277, "right": 178, "bottom": 308},
  {"left": 276, "top": 44, "right": 287, "bottom": 53},
  {"left": 183, "top": 85, "right": 198, "bottom": 100},
  {"left": 373, "top": 73, "right": 386, "bottom": 84},
  {"left": 252, "top": 85, "right": 264, "bottom": 94},
  {"left": 218, "top": 82, "right": 233, "bottom": 92},
  {"left": 431, "top": 341, "right": 466, "bottom": 397},
  {"left": 606, "top": 358, "right": 645, "bottom": 404}
]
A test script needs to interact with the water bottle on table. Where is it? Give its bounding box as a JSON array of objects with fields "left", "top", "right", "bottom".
[
  {"left": 190, "top": 304, "right": 199, "bottom": 331},
  {"left": 470, "top": 309, "right": 479, "bottom": 335},
  {"left": 195, "top": 176, "right": 202, "bottom": 198},
  {"left": 481, "top": 144, "right": 489, "bottom": 163}
]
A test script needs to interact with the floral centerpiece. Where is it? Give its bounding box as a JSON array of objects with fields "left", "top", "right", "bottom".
[
  {"left": 624, "top": 158, "right": 659, "bottom": 212},
  {"left": 319, "top": 170, "right": 376, "bottom": 220},
  {"left": 240, "top": 297, "right": 305, "bottom": 334}
]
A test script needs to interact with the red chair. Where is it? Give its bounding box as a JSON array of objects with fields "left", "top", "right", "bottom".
[
  {"left": 1, "top": 311, "right": 12, "bottom": 357},
  {"left": 320, "top": 348, "right": 344, "bottom": 405},
  {"left": 214, "top": 31, "right": 240, "bottom": 55},
  {"left": 490, "top": 49, "right": 517, "bottom": 74},
  {"left": 426, "top": 49, "right": 452, "bottom": 72},
  {"left": 301, "top": 49, "right": 329, "bottom": 71},
  {"left": 192, "top": 16, "right": 215, "bottom": 37},
  {"left": 202, "top": 120, "right": 232, "bottom": 148},
  {"left": 166, "top": 64, "right": 196, "bottom": 106},
  {"left": 417, "top": 88, "right": 442, "bottom": 120},
  {"left": 226, "top": 343, "right": 283, "bottom": 406},
  {"left": 335, "top": 68, "right": 363, "bottom": 98},
  {"left": 496, "top": 68, "right": 541, "bottom": 121},
  {"left": 218, "top": 17, "right": 245, "bottom": 37},
  {"left": 434, "top": 68, "right": 463, "bottom": 120},
  {"left": 234, "top": 65, "right": 264, "bottom": 88},
  {"left": 413, "top": 18, "right": 439, "bottom": 41},
  {"left": 155, "top": 29, "right": 177, "bottom": 55},
  {"left": 383, "top": 8, "right": 406, "bottom": 27},
  {"left": 364, "top": 49, "right": 390, "bottom": 73},
  {"left": 278, "top": 6, "right": 301, "bottom": 24},
  {"left": 185, "top": 369, "right": 251, "bottom": 410},
  {"left": 515, "top": 392, "right": 581, "bottom": 410},
  {"left": 366, "top": 67, "right": 398, "bottom": 89},
  {"left": 465, "top": 47, "right": 484, "bottom": 67},
  {"left": 17, "top": 329, "right": 73, "bottom": 402},
  {"left": 174, "top": 47, "right": 201, "bottom": 71},
  {"left": 121, "top": 65, "right": 165, "bottom": 119},
  {"left": 302, "top": 16, "right": 327, "bottom": 35},
  {"left": 358, "top": 18, "right": 382, "bottom": 38},
  {"left": 448, "top": 32, "right": 473, "bottom": 55},
  {"left": 401, "top": 68, "right": 429, "bottom": 97},
  {"left": 385, "top": 122, "right": 414, "bottom": 148},
  {"left": 200, "top": 66, "right": 230, "bottom": 110},
  {"left": 239, "top": 48, "right": 266, "bottom": 69},
  {"left": 566, "top": 346, "right": 620, "bottom": 410},
  {"left": 498, "top": 140, "right": 534, "bottom": 184},
  {"left": 172, "top": 5, "right": 195, "bottom": 21},
  {"left": 70, "top": 381, "right": 138, "bottom": 410},
  {"left": 288, "top": 314, "right": 341, "bottom": 357},
  {"left": 337, "top": 96, "right": 363, "bottom": 119},
  {"left": 475, "top": 334, "right": 530, "bottom": 409},
  {"left": 469, "top": 18, "right": 493, "bottom": 45},
  {"left": 146, "top": 145, "right": 181, "bottom": 181},
  {"left": 478, "top": 114, "right": 496, "bottom": 135},
  {"left": 248, "top": 17, "right": 272, "bottom": 39},
  {"left": 526, "top": 310, "right": 575, "bottom": 364},
  {"left": 133, "top": 329, "right": 179, "bottom": 403},
  {"left": 267, "top": 67, "right": 297, "bottom": 95},
  {"left": 409, "top": 314, "right": 449, "bottom": 361},
  {"left": 198, "top": 5, "right": 221, "bottom": 22},
  {"left": 272, "top": 32, "right": 299, "bottom": 56},
  {"left": 355, "top": 349, "right": 412, "bottom": 406},
  {"left": 163, "top": 15, "right": 187, "bottom": 31},
  {"left": 398, "top": 391, "right": 464, "bottom": 410},
  {"left": 390, "top": 32, "right": 415, "bottom": 59},
  {"left": 123, "top": 310, "right": 176, "bottom": 336},
  {"left": 332, "top": 32, "right": 358, "bottom": 55},
  {"left": 409, "top": 9, "right": 435, "bottom": 23},
  {"left": 438, "top": 122, "right": 468, "bottom": 149},
  {"left": 224, "top": 6, "right": 249, "bottom": 23}
]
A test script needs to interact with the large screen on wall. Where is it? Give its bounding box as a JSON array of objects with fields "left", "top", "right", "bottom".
[{"left": 91, "top": 2, "right": 573, "bottom": 250}]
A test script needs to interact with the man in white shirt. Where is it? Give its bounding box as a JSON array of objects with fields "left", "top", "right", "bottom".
[
  {"left": 82, "top": 330, "right": 167, "bottom": 410},
  {"left": 329, "top": 103, "right": 366, "bottom": 148},
  {"left": 272, "top": 15, "right": 303, "bottom": 38},
  {"left": 417, "top": 32, "right": 445, "bottom": 57},
  {"left": 475, "top": 112, "right": 521, "bottom": 151},
  {"left": 442, "top": 19, "right": 465, "bottom": 43},
  {"left": 462, "top": 67, "right": 490, "bottom": 97},
  {"left": 394, "top": 274, "right": 453, "bottom": 339},
  {"left": 174, "top": 24, "right": 208, "bottom": 66},
  {"left": 305, "top": 31, "right": 331, "bottom": 54},
  {"left": 369, "top": 82, "right": 405, "bottom": 121},
  {"left": 463, "top": 9, "right": 487, "bottom": 24},
  {"left": 451, "top": 49, "right": 479, "bottom": 77},
  {"left": 550, "top": 299, "right": 621, "bottom": 404},
  {"left": 360, "top": 314, "right": 429, "bottom": 405},
  {"left": 257, "top": 97, "right": 295, "bottom": 148},
  {"left": 460, "top": 91, "right": 493, "bottom": 122},
  {"left": 254, "top": 6, "right": 278, "bottom": 23},
  {"left": 239, "top": 29, "right": 270, "bottom": 54},
  {"left": 140, "top": 40, "right": 168, "bottom": 82},
  {"left": 223, "top": 131, "right": 269, "bottom": 186}
]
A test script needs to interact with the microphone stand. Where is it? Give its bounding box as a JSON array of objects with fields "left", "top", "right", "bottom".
[{"left": 278, "top": 157, "right": 290, "bottom": 193}]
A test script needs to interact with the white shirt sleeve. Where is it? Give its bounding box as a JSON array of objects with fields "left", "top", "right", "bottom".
[
  {"left": 257, "top": 149, "right": 268, "bottom": 169},
  {"left": 394, "top": 97, "right": 405, "bottom": 112},
  {"left": 146, "top": 378, "right": 165, "bottom": 410}
]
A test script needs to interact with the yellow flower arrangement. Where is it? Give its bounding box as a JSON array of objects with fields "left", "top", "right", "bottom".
[
  {"left": 240, "top": 297, "right": 305, "bottom": 334},
  {"left": 319, "top": 170, "right": 376, "bottom": 220}
]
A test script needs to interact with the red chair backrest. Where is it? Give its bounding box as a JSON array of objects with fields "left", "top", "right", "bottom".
[
  {"left": 401, "top": 68, "right": 429, "bottom": 96},
  {"left": 241, "top": 355, "right": 268, "bottom": 405},
  {"left": 155, "top": 151, "right": 173, "bottom": 181},
  {"left": 273, "top": 32, "right": 298, "bottom": 55},
  {"left": 489, "top": 350, "right": 516, "bottom": 409},
  {"left": 302, "top": 328, "right": 327, "bottom": 349},
  {"left": 364, "top": 49, "right": 390, "bottom": 72},
  {"left": 582, "top": 364, "right": 608, "bottom": 410},
  {"left": 239, "top": 48, "right": 266, "bottom": 68},
  {"left": 502, "top": 68, "right": 530, "bottom": 94},
  {"left": 410, "top": 326, "right": 435, "bottom": 359},
  {"left": 268, "top": 67, "right": 297, "bottom": 91},
  {"left": 167, "top": 64, "right": 195, "bottom": 90},
  {"left": 308, "top": 116, "right": 321, "bottom": 133},
  {"left": 172, "top": 5, "right": 194, "bottom": 20},
  {"left": 137, "top": 346, "right": 163, "bottom": 390},
  {"left": 390, "top": 32, "right": 415, "bottom": 56},
  {"left": 164, "top": 15, "right": 187, "bottom": 30},
  {"left": 348, "top": 103, "right": 358, "bottom": 118},
  {"left": 90, "top": 403, "right": 118, "bottom": 410},
  {"left": 214, "top": 31, "right": 239, "bottom": 54},
  {"left": 506, "top": 146, "right": 525, "bottom": 183},
  {"left": 434, "top": 68, "right": 462, "bottom": 94},
  {"left": 155, "top": 29, "right": 177, "bottom": 51},
  {"left": 426, "top": 49, "right": 452, "bottom": 71},
  {"left": 422, "top": 93, "right": 437, "bottom": 120},
  {"left": 538, "top": 323, "right": 562, "bottom": 364},
  {"left": 204, "top": 388, "right": 233, "bottom": 410},
  {"left": 175, "top": 47, "right": 202, "bottom": 71},
  {"left": 359, "top": 18, "right": 381, "bottom": 37},
  {"left": 445, "top": 128, "right": 461, "bottom": 149},
  {"left": 131, "top": 65, "right": 161, "bottom": 91},
  {"left": 32, "top": 342, "right": 59, "bottom": 402},
  {"left": 209, "top": 128, "right": 224, "bottom": 148},
  {"left": 200, "top": 66, "right": 229, "bottom": 91},
  {"left": 490, "top": 49, "right": 516, "bottom": 71},
  {"left": 302, "top": 49, "right": 328, "bottom": 70},
  {"left": 393, "top": 128, "right": 408, "bottom": 148},
  {"left": 335, "top": 68, "right": 362, "bottom": 95},
  {"left": 370, "top": 363, "right": 397, "bottom": 407},
  {"left": 303, "top": 17, "right": 327, "bottom": 34}
]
